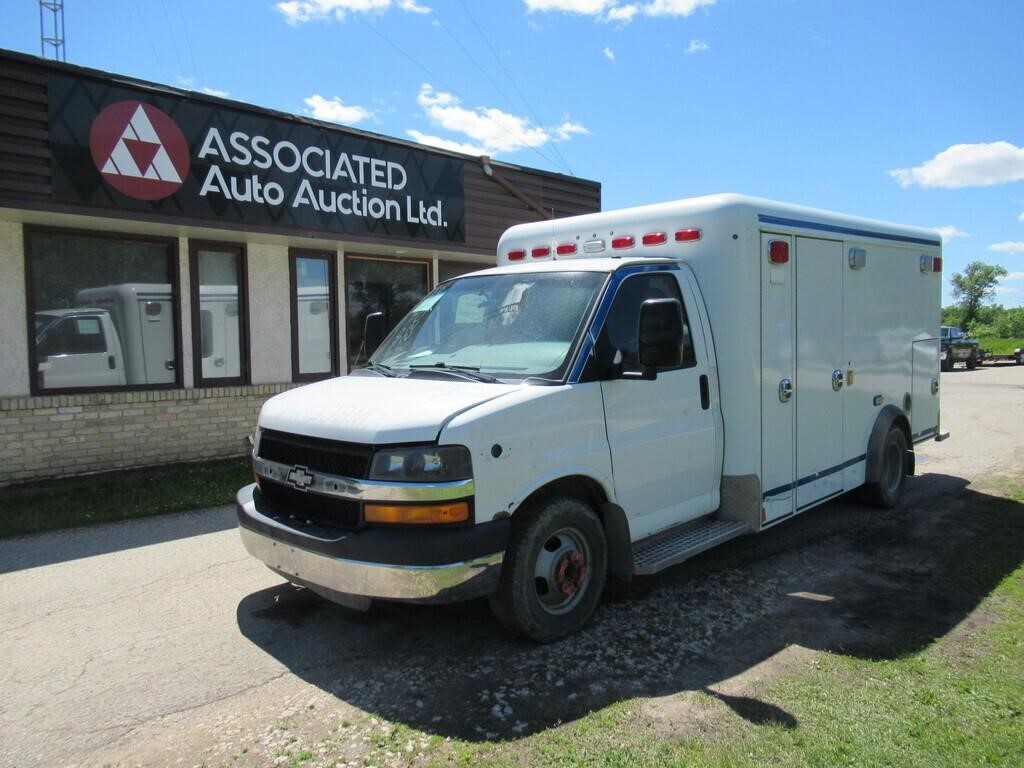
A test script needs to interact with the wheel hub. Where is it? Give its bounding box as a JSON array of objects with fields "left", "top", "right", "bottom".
[{"left": 534, "top": 527, "right": 592, "bottom": 615}]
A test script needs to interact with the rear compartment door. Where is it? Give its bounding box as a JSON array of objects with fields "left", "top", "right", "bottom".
[
  {"left": 911, "top": 339, "right": 940, "bottom": 440},
  {"left": 761, "top": 233, "right": 795, "bottom": 523}
]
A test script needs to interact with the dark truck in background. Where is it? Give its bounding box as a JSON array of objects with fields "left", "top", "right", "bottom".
[{"left": 940, "top": 326, "right": 979, "bottom": 371}]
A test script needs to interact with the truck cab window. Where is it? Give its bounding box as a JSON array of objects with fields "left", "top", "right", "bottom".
[{"left": 596, "top": 273, "right": 695, "bottom": 375}]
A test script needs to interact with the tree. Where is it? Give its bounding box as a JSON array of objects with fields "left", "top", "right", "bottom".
[{"left": 951, "top": 261, "right": 1008, "bottom": 328}]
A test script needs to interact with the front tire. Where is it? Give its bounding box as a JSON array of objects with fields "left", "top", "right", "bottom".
[
  {"left": 966, "top": 353, "right": 977, "bottom": 370},
  {"left": 489, "top": 497, "right": 607, "bottom": 642},
  {"left": 859, "top": 427, "right": 909, "bottom": 508}
]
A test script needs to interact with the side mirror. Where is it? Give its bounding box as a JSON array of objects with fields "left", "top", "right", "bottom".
[
  {"left": 637, "top": 298, "right": 684, "bottom": 370},
  {"left": 363, "top": 311, "right": 386, "bottom": 358}
]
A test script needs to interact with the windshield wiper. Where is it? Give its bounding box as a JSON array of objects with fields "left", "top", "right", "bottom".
[
  {"left": 362, "top": 361, "right": 396, "bottom": 377},
  {"left": 409, "top": 362, "right": 500, "bottom": 383}
]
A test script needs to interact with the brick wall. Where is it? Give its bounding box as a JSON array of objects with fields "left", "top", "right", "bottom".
[{"left": 0, "top": 384, "right": 298, "bottom": 486}]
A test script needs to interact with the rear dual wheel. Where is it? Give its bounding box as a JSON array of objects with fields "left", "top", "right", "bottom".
[
  {"left": 860, "top": 426, "right": 909, "bottom": 508},
  {"left": 489, "top": 497, "right": 607, "bottom": 643}
]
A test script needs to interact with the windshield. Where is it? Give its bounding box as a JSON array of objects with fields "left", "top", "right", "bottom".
[
  {"left": 371, "top": 271, "right": 606, "bottom": 381},
  {"left": 34, "top": 313, "right": 58, "bottom": 339},
  {"left": 942, "top": 326, "right": 964, "bottom": 339}
]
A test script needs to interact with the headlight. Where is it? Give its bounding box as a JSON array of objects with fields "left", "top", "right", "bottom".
[{"left": 368, "top": 445, "right": 472, "bottom": 483}]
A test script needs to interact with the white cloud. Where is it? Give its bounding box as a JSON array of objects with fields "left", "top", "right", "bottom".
[
  {"left": 994, "top": 285, "right": 1019, "bottom": 295},
  {"left": 276, "top": 0, "right": 427, "bottom": 24},
  {"left": 603, "top": 46, "right": 615, "bottom": 60},
  {"left": 686, "top": 38, "right": 709, "bottom": 54},
  {"left": 934, "top": 225, "right": 969, "bottom": 242},
  {"left": 201, "top": 86, "right": 230, "bottom": 98},
  {"left": 1018, "top": 211, "right": 1024, "bottom": 223},
  {"left": 406, "top": 130, "right": 489, "bottom": 156},
  {"left": 644, "top": 0, "right": 716, "bottom": 17},
  {"left": 526, "top": 0, "right": 714, "bottom": 23},
  {"left": 988, "top": 241, "right": 1024, "bottom": 254},
  {"left": 888, "top": 141, "right": 1024, "bottom": 189},
  {"left": 605, "top": 4, "right": 638, "bottom": 22},
  {"left": 1004, "top": 271, "right": 1024, "bottom": 281},
  {"left": 303, "top": 94, "right": 373, "bottom": 124},
  {"left": 524, "top": 0, "right": 615, "bottom": 13},
  {"left": 409, "top": 83, "right": 588, "bottom": 157}
]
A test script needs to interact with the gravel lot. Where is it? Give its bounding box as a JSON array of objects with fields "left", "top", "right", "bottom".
[{"left": 1, "top": 363, "right": 1022, "bottom": 767}]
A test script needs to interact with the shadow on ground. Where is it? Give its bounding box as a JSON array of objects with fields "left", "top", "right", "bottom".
[{"left": 236, "top": 473, "right": 1024, "bottom": 740}]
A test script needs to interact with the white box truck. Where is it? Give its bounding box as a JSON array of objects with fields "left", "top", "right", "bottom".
[{"left": 237, "top": 194, "right": 946, "bottom": 641}]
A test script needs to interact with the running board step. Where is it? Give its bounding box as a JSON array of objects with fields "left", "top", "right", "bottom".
[{"left": 632, "top": 519, "right": 750, "bottom": 576}]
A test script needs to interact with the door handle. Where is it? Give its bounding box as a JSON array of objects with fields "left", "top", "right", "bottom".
[
  {"left": 108, "top": 355, "right": 116, "bottom": 370},
  {"left": 779, "top": 378, "right": 793, "bottom": 403},
  {"left": 699, "top": 374, "right": 710, "bottom": 410},
  {"left": 832, "top": 369, "right": 844, "bottom": 391}
]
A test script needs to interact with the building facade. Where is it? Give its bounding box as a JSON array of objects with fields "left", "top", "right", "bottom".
[{"left": 0, "top": 50, "right": 600, "bottom": 486}]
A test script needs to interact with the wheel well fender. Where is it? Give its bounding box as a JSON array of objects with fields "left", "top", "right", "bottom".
[
  {"left": 864, "top": 405, "right": 913, "bottom": 483},
  {"left": 514, "top": 475, "right": 633, "bottom": 583}
]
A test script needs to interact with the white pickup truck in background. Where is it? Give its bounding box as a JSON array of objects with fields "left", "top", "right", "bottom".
[{"left": 237, "top": 193, "right": 947, "bottom": 641}]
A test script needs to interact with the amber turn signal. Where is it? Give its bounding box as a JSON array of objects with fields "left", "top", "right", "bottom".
[{"left": 364, "top": 502, "right": 469, "bottom": 525}]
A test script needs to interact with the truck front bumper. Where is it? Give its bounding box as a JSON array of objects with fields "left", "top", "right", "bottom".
[{"left": 236, "top": 484, "right": 506, "bottom": 606}]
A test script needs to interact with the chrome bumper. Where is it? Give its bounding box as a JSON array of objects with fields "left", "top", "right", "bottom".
[{"left": 238, "top": 524, "right": 503, "bottom": 607}]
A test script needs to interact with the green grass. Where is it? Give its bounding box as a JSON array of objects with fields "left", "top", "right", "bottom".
[
  {"left": 977, "top": 336, "right": 1024, "bottom": 355},
  {"left": 0, "top": 457, "right": 251, "bottom": 538},
  {"left": 435, "top": 484, "right": 1024, "bottom": 768}
]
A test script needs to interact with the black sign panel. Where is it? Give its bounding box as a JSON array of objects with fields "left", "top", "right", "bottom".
[{"left": 48, "top": 74, "right": 465, "bottom": 242}]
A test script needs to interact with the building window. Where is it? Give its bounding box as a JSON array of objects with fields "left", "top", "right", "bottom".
[
  {"left": 345, "top": 255, "right": 431, "bottom": 369},
  {"left": 25, "top": 227, "right": 181, "bottom": 394},
  {"left": 290, "top": 250, "right": 338, "bottom": 382},
  {"left": 439, "top": 260, "right": 490, "bottom": 283},
  {"left": 189, "top": 241, "right": 248, "bottom": 387}
]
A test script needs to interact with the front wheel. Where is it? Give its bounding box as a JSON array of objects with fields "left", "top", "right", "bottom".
[
  {"left": 489, "top": 497, "right": 607, "bottom": 642},
  {"left": 966, "top": 354, "right": 977, "bottom": 370},
  {"left": 859, "top": 427, "right": 909, "bottom": 508}
]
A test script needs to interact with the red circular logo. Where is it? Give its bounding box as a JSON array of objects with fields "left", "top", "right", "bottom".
[{"left": 89, "top": 101, "right": 190, "bottom": 201}]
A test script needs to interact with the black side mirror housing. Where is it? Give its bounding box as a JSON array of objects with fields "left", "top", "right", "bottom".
[{"left": 637, "top": 298, "right": 684, "bottom": 370}]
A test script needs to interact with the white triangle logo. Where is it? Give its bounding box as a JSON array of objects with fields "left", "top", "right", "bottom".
[{"left": 99, "top": 105, "right": 183, "bottom": 183}]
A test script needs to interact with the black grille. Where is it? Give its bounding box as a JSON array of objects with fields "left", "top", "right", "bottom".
[
  {"left": 258, "top": 429, "right": 371, "bottom": 479},
  {"left": 258, "top": 479, "right": 361, "bottom": 532}
]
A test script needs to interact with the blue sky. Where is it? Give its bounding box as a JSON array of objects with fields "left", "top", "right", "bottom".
[{"left": 3, "top": 0, "right": 1023, "bottom": 307}]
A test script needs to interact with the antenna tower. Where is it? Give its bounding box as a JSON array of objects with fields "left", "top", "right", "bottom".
[{"left": 39, "top": 0, "right": 66, "bottom": 61}]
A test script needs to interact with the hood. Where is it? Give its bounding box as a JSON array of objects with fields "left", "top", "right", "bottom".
[{"left": 258, "top": 374, "right": 521, "bottom": 445}]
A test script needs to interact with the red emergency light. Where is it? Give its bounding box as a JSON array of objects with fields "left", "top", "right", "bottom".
[
  {"left": 611, "top": 236, "right": 635, "bottom": 249},
  {"left": 556, "top": 243, "right": 577, "bottom": 255},
  {"left": 507, "top": 249, "right": 525, "bottom": 261},
  {"left": 674, "top": 228, "right": 702, "bottom": 242},
  {"left": 642, "top": 232, "right": 668, "bottom": 246},
  {"left": 768, "top": 240, "right": 789, "bottom": 264},
  {"left": 531, "top": 246, "right": 551, "bottom": 258}
]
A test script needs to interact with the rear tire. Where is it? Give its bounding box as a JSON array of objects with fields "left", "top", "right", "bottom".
[
  {"left": 488, "top": 497, "right": 607, "bottom": 642},
  {"left": 966, "top": 354, "right": 976, "bottom": 370},
  {"left": 859, "top": 427, "right": 909, "bottom": 509}
]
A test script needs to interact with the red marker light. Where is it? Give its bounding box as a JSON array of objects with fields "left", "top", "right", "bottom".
[
  {"left": 768, "top": 240, "right": 789, "bottom": 264},
  {"left": 507, "top": 249, "right": 526, "bottom": 261},
  {"left": 611, "top": 236, "right": 635, "bottom": 249},
  {"left": 556, "top": 243, "right": 577, "bottom": 255},
  {"left": 932, "top": 256, "right": 942, "bottom": 273},
  {"left": 674, "top": 228, "right": 702, "bottom": 242},
  {"left": 642, "top": 232, "right": 668, "bottom": 246},
  {"left": 531, "top": 246, "right": 551, "bottom": 258}
]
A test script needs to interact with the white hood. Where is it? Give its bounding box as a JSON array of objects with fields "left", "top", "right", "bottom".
[{"left": 258, "top": 374, "right": 521, "bottom": 445}]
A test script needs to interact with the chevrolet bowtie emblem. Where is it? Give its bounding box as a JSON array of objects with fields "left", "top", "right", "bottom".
[{"left": 286, "top": 465, "right": 315, "bottom": 491}]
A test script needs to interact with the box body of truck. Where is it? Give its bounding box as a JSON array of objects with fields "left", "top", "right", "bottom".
[{"left": 236, "top": 194, "right": 944, "bottom": 640}]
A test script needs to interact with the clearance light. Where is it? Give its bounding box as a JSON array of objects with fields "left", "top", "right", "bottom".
[
  {"left": 364, "top": 501, "right": 470, "bottom": 525},
  {"left": 556, "top": 243, "right": 577, "bottom": 255},
  {"left": 611, "top": 236, "right": 635, "bottom": 249},
  {"left": 507, "top": 249, "right": 526, "bottom": 261},
  {"left": 933, "top": 256, "right": 943, "bottom": 273},
  {"left": 642, "top": 232, "right": 668, "bottom": 246},
  {"left": 674, "top": 228, "right": 702, "bottom": 242},
  {"left": 531, "top": 246, "right": 551, "bottom": 258},
  {"left": 768, "top": 240, "right": 789, "bottom": 264}
]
